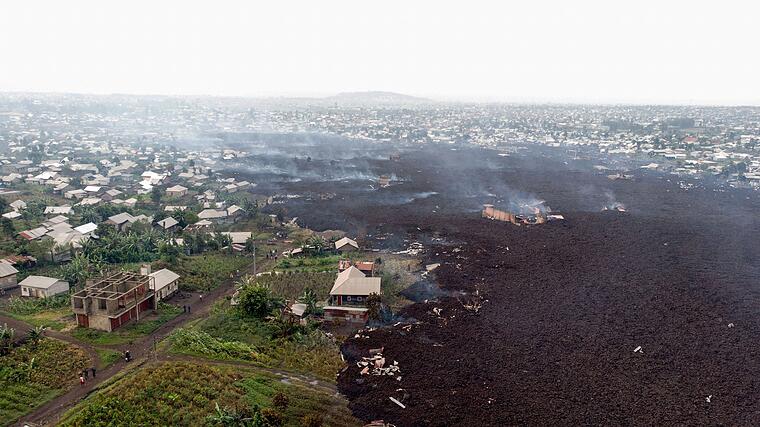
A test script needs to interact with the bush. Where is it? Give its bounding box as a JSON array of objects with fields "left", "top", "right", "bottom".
[
  {"left": 271, "top": 392, "right": 289, "bottom": 411},
  {"left": 169, "top": 329, "right": 268, "bottom": 363},
  {"left": 238, "top": 285, "right": 280, "bottom": 319},
  {"left": 4, "top": 294, "right": 70, "bottom": 315},
  {"left": 301, "top": 413, "right": 324, "bottom": 427}
]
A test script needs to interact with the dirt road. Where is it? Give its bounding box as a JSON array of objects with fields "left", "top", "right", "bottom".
[{"left": 11, "top": 255, "right": 279, "bottom": 427}]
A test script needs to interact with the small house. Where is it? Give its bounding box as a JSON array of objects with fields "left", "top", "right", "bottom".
[
  {"left": 19, "top": 275, "right": 69, "bottom": 298},
  {"left": 329, "top": 266, "right": 381, "bottom": 306},
  {"left": 0, "top": 261, "right": 19, "bottom": 290},
  {"left": 156, "top": 217, "right": 180, "bottom": 231},
  {"left": 335, "top": 237, "right": 359, "bottom": 252},
  {"left": 166, "top": 185, "right": 188, "bottom": 197},
  {"left": 9, "top": 200, "right": 26, "bottom": 211},
  {"left": 148, "top": 268, "right": 180, "bottom": 301},
  {"left": 105, "top": 212, "right": 137, "bottom": 231}
]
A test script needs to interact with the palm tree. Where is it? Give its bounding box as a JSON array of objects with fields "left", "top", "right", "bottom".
[
  {"left": 297, "top": 289, "right": 318, "bottom": 315},
  {"left": 206, "top": 402, "right": 253, "bottom": 426},
  {"left": 0, "top": 324, "right": 15, "bottom": 355},
  {"left": 234, "top": 274, "right": 257, "bottom": 290},
  {"left": 27, "top": 326, "right": 46, "bottom": 348},
  {"left": 307, "top": 236, "right": 326, "bottom": 256}
]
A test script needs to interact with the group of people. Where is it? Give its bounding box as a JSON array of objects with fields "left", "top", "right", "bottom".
[{"left": 78, "top": 366, "right": 97, "bottom": 385}]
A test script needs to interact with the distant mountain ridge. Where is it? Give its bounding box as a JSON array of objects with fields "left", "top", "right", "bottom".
[{"left": 324, "top": 91, "right": 434, "bottom": 105}]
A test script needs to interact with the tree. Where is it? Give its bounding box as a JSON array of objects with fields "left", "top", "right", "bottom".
[
  {"left": 240, "top": 198, "right": 259, "bottom": 219},
  {"left": 0, "top": 218, "right": 15, "bottom": 238},
  {"left": 0, "top": 197, "right": 7, "bottom": 213},
  {"left": 60, "top": 254, "right": 96, "bottom": 287},
  {"left": 27, "top": 325, "right": 46, "bottom": 348},
  {"left": 77, "top": 206, "right": 101, "bottom": 224},
  {"left": 150, "top": 187, "right": 162, "bottom": 205},
  {"left": 235, "top": 274, "right": 257, "bottom": 289},
  {"left": 0, "top": 323, "right": 15, "bottom": 355},
  {"left": 297, "top": 289, "right": 318, "bottom": 316},
  {"left": 244, "top": 237, "right": 255, "bottom": 255},
  {"left": 306, "top": 236, "right": 326, "bottom": 256},
  {"left": 25, "top": 239, "right": 55, "bottom": 264},
  {"left": 365, "top": 293, "right": 382, "bottom": 321},
  {"left": 214, "top": 233, "right": 233, "bottom": 253},
  {"left": 172, "top": 209, "right": 198, "bottom": 228},
  {"left": 158, "top": 240, "right": 181, "bottom": 263},
  {"left": 238, "top": 284, "right": 278, "bottom": 319}
]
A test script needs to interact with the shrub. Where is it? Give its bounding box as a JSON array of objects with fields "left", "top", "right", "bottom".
[
  {"left": 169, "top": 329, "right": 268, "bottom": 363},
  {"left": 301, "top": 413, "right": 324, "bottom": 427},
  {"left": 5, "top": 294, "right": 70, "bottom": 315}
]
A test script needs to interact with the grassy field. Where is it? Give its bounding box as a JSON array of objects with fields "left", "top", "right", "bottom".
[
  {"left": 255, "top": 271, "right": 335, "bottom": 301},
  {"left": 167, "top": 254, "right": 252, "bottom": 292},
  {"left": 275, "top": 254, "right": 342, "bottom": 273},
  {"left": 95, "top": 348, "right": 122, "bottom": 369},
  {"left": 0, "top": 338, "right": 91, "bottom": 426},
  {"left": 0, "top": 307, "right": 73, "bottom": 331},
  {"left": 0, "top": 295, "right": 74, "bottom": 331},
  {"left": 57, "top": 362, "right": 360, "bottom": 427},
  {"left": 168, "top": 304, "right": 343, "bottom": 382},
  {"left": 71, "top": 303, "right": 182, "bottom": 346}
]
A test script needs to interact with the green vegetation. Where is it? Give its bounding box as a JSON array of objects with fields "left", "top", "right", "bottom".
[
  {"left": 0, "top": 338, "right": 90, "bottom": 425},
  {"left": 275, "top": 255, "right": 341, "bottom": 273},
  {"left": 254, "top": 272, "right": 334, "bottom": 301},
  {"left": 238, "top": 283, "right": 283, "bottom": 319},
  {"left": 71, "top": 302, "right": 182, "bottom": 346},
  {"left": 166, "top": 254, "right": 252, "bottom": 292},
  {"left": 58, "top": 362, "right": 359, "bottom": 427},
  {"left": 168, "top": 328, "right": 270, "bottom": 363},
  {"left": 95, "top": 348, "right": 122, "bottom": 369},
  {"left": 3, "top": 294, "right": 70, "bottom": 315},
  {"left": 0, "top": 295, "right": 73, "bottom": 331},
  {"left": 168, "top": 304, "right": 342, "bottom": 381}
]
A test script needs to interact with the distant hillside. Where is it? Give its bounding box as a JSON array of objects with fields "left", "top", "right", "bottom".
[{"left": 324, "top": 91, "right": 434, "bottom": 105}]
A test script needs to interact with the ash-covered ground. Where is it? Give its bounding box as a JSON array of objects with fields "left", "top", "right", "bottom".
[{"left": 226, "top": 134, "right": 760, "bottom": 425}]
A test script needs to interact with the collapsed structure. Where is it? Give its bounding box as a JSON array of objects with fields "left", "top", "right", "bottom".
[{"left": 482, "top": 204, "right": 564, "bottom": 226}]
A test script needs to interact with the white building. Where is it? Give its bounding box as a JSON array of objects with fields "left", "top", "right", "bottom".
[
  {"left": 148, "top": 268, "right": 180, "bottom": 301},
  {"left": 19, "top": 275, "right": 69, "bottom": 298}
]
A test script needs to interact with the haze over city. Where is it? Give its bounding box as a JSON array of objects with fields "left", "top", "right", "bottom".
[
  {"left": 2, "top": 2, "right": 760, "bottom": 426},
  {"left": 2, "top": 0, "right": 759, "bottom": 104}
]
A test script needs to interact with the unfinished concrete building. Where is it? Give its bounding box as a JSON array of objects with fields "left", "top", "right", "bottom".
[{"left": 71, "top": 271, "right": 156, "bottom": 331}]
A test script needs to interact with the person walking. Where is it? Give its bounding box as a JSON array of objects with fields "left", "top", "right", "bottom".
[
  {"left": 91, "top": 366, "right": 96, "bottom": 378},
  {"left": 79, "top": 375, "right": 85, "bottom": 386}
]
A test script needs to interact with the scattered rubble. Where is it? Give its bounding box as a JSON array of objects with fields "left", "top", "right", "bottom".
[{"left": 356, "top": 351, "right": 402, "bottom": 378}]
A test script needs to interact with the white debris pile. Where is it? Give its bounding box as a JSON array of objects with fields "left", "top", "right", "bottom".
[
  {"left": 460, "top": 289, "right": 486, "bottom": 314},
  {"left": 354, "top": 327, "right": 377, "bottom": 339},
  {"left": 357, "top": 349, "right": 402, "bottom": 379},
  {"left": 394, "top": 241, "right": 424, "bottom": 256}
]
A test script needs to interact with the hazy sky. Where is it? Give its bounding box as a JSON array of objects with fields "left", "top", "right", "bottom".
[{"left": 1, "top": 1, "right": 758, "bottom": 104}]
